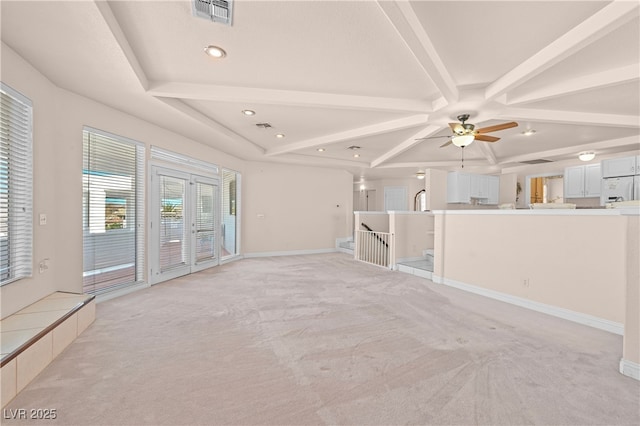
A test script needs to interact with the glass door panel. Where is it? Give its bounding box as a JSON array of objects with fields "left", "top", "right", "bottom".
[
  {"left": 159, "top": 174, "right": 188, "bottom": 272},
  {"left": 192, "top": 176, "right": 218, "bottom": 272}
]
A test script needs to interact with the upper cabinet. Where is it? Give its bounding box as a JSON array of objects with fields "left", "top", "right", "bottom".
[
  {"left": 447, "top": 172, "right": 499, "bottom": 204},
  {"left": 601, "top": 156, "right": 637, "bottom": 178},
  {"left": 564, "top": 164, "right": 601, "bottom": 198},
  {"left": 447, "top": 172, "right": 471, "bottom": 203}
]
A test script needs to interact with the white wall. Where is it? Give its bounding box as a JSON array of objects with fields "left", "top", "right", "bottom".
[
  {"left": 425, "top": 169, "right": 448, "bottom": 211},
  {"left": 242, "top": 161, "right": 353, "bottom": 255}
]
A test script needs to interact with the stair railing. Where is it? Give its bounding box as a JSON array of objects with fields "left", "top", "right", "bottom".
[{"left": 355, "top": 222, "right": 394, "bottom": 269}]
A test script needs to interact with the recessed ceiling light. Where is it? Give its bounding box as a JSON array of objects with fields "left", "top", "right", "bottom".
[
  {"left": 522, "top": 129, "right": 536, "bottom": 136},
  {"left": 416, "top": 172, "right": 425, "bottom": 180},
  {"left": 317, "top": 148, "right": 325, "bottom": 152},
  {"left": 241, "top": 109, "right": 255, "bottom": 116},
  {"left": 353, "top": 154, "right": 360, "bottom": 158},
  {"left": 275, "top": 133, "right": 285, "bottom": 138},
  {"left": 204, "top": 45, "right": 227, "bottom": 58}
]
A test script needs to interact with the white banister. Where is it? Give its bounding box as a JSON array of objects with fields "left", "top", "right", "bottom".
[{"left": 355, "top": 230, "right": 394, "bottom": 269}]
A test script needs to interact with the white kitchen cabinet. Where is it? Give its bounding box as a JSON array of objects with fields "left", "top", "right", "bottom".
[
  {"left": 584, "top": 164, "right": 601, "bottom": 197},
  {"left": 635, "top": 175, "right": 640, "bottom": 200},
  {"left": 564, "top": 164, "right": 601, "bottom": 198},
  {"left": 470, "top": 175, "right": 489, "bottom": 198},
  {"left": 564, "top": 166, "right": 585, "bottom": 198},
  {"left": 477, "top": 175, "right": 500, "bottom": 205},
  {"left": 447, "top": 172, "right": 470, "bottom": 203},
  {"left": 448, "top": 172, "right": 499, "bottom": 204},
  {"left": 601, "top": 156, "right": 636, "bottom": 178},
  {"left": 486, "top": 176, "right": 500, "bottom": 205}
]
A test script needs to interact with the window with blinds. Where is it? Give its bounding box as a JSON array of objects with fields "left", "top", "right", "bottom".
[
  {"left": 221, "top": 169, "right": 239, "bottom": 257},
  {"left": 0, "top": 83, "right": 33, "bottom": 286},
  {"left": 83, "top": 128, "right": 144, "bottom": 294}
]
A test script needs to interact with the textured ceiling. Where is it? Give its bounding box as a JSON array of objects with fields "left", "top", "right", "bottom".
[{"left": 1, "top": 0, "right": 638, "bottom": 180}]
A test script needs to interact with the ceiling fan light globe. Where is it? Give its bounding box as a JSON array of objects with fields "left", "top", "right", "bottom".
[
  {"left": 578, "top": 151, "right": 596, "bottom": 162},
  {"left": 452, "top": 135, "right": 475, "bottom": 147}
]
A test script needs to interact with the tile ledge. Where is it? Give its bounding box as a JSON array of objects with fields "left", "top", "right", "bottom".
[{"left": 0, "top": 292, "right": 95, "bottom": 368}]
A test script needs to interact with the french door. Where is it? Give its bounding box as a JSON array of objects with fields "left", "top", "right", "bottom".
[{"left": 150, "top": 166, "right": 219, "bottom": 284}]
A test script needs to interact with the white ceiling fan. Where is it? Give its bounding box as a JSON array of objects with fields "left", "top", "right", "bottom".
[{"left": 418, "top": 114, "right": 519, "bottom": 148}]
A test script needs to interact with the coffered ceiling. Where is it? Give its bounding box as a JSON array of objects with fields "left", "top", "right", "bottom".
[{"left": 1, "top": 1, "right": 639, "bottom": 180}]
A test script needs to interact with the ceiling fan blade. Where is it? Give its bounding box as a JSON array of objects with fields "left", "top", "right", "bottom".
[
  {"left": 440, "top": 140, "right": 453, "bottom": 148},
  {"left": 474, "top": 134, "right": 500, "bottom": 142},
  {"left": 449, "top": 122, "right": 464, "bottom": 134},
  {"left": 475, "top": 122, "right": 518, "bottom": 134}
]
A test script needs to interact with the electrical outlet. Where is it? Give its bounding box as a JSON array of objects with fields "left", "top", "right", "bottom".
[
  {"left": 523, "top": 278, "right": 530, "bottom": 287},
  {"left": 39, "top": 213, "right": 47, "bottom": 226}
]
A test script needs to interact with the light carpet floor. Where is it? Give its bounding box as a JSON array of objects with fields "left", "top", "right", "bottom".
[{"left": 4, "top": 253, "right": 639, "bottom": 425}]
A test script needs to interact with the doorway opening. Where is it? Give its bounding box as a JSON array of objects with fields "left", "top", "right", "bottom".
[{"left": 526, "top": 174, "right": 564, "bottom": 205}]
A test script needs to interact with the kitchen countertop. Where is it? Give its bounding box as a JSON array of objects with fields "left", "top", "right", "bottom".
[{"left": 432, "top": 208, "right": 639, "bottom": 216}]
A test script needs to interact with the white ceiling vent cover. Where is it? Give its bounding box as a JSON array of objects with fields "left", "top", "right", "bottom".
[{"left": 192, "top": 0, "right": 233, "bottom": 26}]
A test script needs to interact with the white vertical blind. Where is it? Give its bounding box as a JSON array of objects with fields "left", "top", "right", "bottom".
[
  {"left": 195, "top": 181, "right": 216, "bottom": 262},
  {"left": 221, "top": 169, "right": 239, "bottom": 257},
  {"left": 0, "top": 83, "right": 33, "bottom": 285},
  {"left": 159, "top": 174, "right": 188, "bottom": 272},
  {"left": 82, "top": 128, "right": 144, "bottom": 294}
]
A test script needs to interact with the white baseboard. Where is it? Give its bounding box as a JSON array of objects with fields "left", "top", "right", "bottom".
[
  {"left": 398, "top": 264, "right": 432, "bottom": 280},
  {"left": 396, "top": 256, "right": 426, "bottom": 263},
  {"left": 243, "top": 248, "right": 338, "bottom": 258},
  {"left": 620, "top": 359, "right": 640, "bottom": 381},
  {"left": 431, "top": 275, "right": 624, "bottom": 335},
  {"left": 336, "top": 247, "right": 354, "bottom": 255},
  {"left": 95, "top": 281, "right": 150, "bottom": 303},
  {"left": 220, "top": 255, "right": 244, "bottom": 265}
]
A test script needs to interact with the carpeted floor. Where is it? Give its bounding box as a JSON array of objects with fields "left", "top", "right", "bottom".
[{"left": 4, "top": 253, "right": 640, "bottom": 425}]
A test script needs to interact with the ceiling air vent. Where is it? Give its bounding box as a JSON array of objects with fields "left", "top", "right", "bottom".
[
  {"left": 192, "top": 0, "right": 233, "bottom": 26},
  {"left": 520, "top": 159, "right": 553, "bottom": 165},
  {"left": 255, "top": 123, "right": 272, "bottom": 129}
]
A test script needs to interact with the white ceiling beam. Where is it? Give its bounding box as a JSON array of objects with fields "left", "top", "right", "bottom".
[
  {"left": 265, "top": 114, "right": 429, "bottom": 157},
  {"left": 507, "top": 64, "right": 639, "bottom": 105},
  {"left": 498, "top": 135, "right": 640, "bottom": 165},
  {"left": 486, "top": 1, "right": 639, "bottom": 101},
  {"left": 476, "top": 142, "right": 498, "bottom": 165},
  {"left": 270, "top": 153, "right": 368, "bottom": 169},
  {"left": 499, "top": 108, "right": 640, "bottom": 128},
  {"left": 374, "top": 160, "right": 488, "bottom": 169},
  {"left": 370, "top": 125, "right": 443, "bottom": 167},
  {"left": 377, "top": 1, "right": 458, "bottom": 104},
  {"left": 148, "top": 81, "right": 431, "bottom": 114},
  {"left": 156, "top": 97, "right": 265, "bottom": 155},
  {"left": 94, "top": 1, "right": 149, "bottom": 91}
]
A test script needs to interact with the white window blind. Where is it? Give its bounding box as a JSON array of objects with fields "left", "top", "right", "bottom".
[
  {"left": 83, "top": 127, "right": 144, "bottom": 294},
  {"left": 221, "top": 169, "right": 239, "bottom": 257},
  {"left": 0, "top": 83, "right": 33, "bottom": 286}
]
